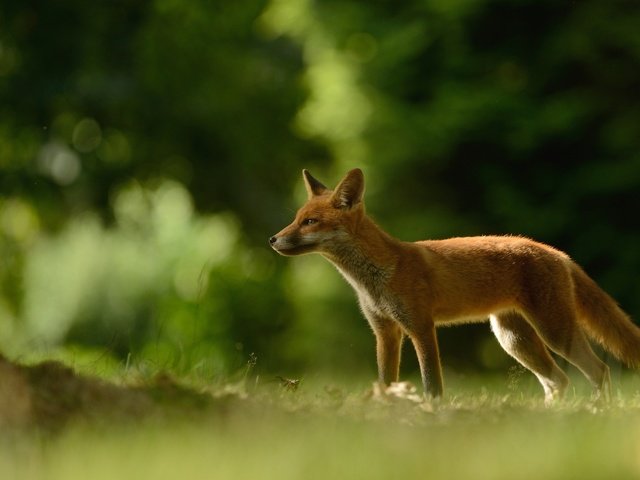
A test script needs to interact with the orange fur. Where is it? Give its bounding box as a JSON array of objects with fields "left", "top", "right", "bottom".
[{"left": 270, "top": 168, "right": 639, "bottom": 401}]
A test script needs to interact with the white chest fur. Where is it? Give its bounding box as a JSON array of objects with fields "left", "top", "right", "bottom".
[{"left": 331, "top": 259, "right": 407, "bottom": 324}]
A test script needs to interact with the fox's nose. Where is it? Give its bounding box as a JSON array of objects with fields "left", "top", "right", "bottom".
[{"left": 269, "top": 236, "right": 277, "bottom": 245}]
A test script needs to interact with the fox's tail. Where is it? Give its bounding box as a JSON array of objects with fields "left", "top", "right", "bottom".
[{"left": 572, "top": 264, "right": 640, "bottom": 367}]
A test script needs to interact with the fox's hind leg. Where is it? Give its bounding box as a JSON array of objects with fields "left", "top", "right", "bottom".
[
  {"left": 523, "top": 303, "right": 611, "bottom": 402},
  {"left": 490, "top": 311, "right": 569, "bottom": 403}
]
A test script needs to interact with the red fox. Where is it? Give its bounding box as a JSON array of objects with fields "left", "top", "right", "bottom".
[{"left": 270, "top": 168, "right": 640, "bottom": 401}]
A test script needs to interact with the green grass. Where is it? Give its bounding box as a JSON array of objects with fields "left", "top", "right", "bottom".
[{"left": 1, "top": 365, "right": 640, "bottom": 480}]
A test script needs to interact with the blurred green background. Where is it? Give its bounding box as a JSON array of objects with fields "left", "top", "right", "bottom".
[{"left": 1, "top": 0, "right": 639, "bottom": 381}]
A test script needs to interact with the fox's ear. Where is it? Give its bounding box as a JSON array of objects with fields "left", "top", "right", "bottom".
[
  {"left": 302, "top": 169, "right": 328, "bottom": 198},
  {"left": 331, "top": 168, "right": 365, "bottom": 209}
]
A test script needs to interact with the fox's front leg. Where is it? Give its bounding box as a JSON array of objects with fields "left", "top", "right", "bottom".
[
  {"left": 409, "top": 322, "right": 444, "bottom": 398},
  {"left": 368, "top": 314, "right": 404, "bottom": 385}
]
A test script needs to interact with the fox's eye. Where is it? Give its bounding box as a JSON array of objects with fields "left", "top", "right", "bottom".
[{"left": 302, "top": 218, "right": 318, "bottom": 226}]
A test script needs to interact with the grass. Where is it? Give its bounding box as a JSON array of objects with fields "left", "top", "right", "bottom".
[{"left": 1, "top": 357, "right": 640, "bottom": 480}]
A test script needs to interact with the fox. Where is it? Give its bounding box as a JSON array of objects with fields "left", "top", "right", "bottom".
[{"left": 269, "top": 168, "right": 640, "bottom": 402}]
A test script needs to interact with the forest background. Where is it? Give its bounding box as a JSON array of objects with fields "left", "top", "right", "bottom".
[{"left": 1, "top": 0, "right": 639, "bottom": 384}]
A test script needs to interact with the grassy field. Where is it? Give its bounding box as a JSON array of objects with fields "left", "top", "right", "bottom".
[{"left": 1, "top": 357, "right": 640, "bottom": 480}]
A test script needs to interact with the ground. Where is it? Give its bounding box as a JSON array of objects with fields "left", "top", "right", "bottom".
[{"left": 1, "top": 355, "right": 640, "bottom": 479}]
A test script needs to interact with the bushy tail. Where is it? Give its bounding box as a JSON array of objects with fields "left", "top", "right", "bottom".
[{"left": 572, "top": 264, "right": 640, "bottom": 367}]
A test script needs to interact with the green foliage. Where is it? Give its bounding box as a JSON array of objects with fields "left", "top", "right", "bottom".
[
  {"left": 5, "top": 181, "right": 291, "bottom": 374},
  {"left": 0, "top": 0, "right": 639, "bottom": 376}
]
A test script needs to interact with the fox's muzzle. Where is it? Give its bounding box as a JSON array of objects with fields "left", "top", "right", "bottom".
[
  {"left": 269, "top": 233, "right": 317, "bottom": 256},
  {"left": 269, "top": 234, "right": 291, "bottom": 255}
]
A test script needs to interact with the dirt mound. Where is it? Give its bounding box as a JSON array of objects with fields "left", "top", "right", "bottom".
[{"left": 0, "top": 355, "right": 229, "bottom": 431}]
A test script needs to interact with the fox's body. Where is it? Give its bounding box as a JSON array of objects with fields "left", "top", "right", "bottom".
[{"left": 270, "top": 168, "right": 640, "bottom": 401}]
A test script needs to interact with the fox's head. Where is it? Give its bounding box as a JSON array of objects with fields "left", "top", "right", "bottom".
[{"left": 269, "top": 168, "right": 365, "bottom": 256}]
